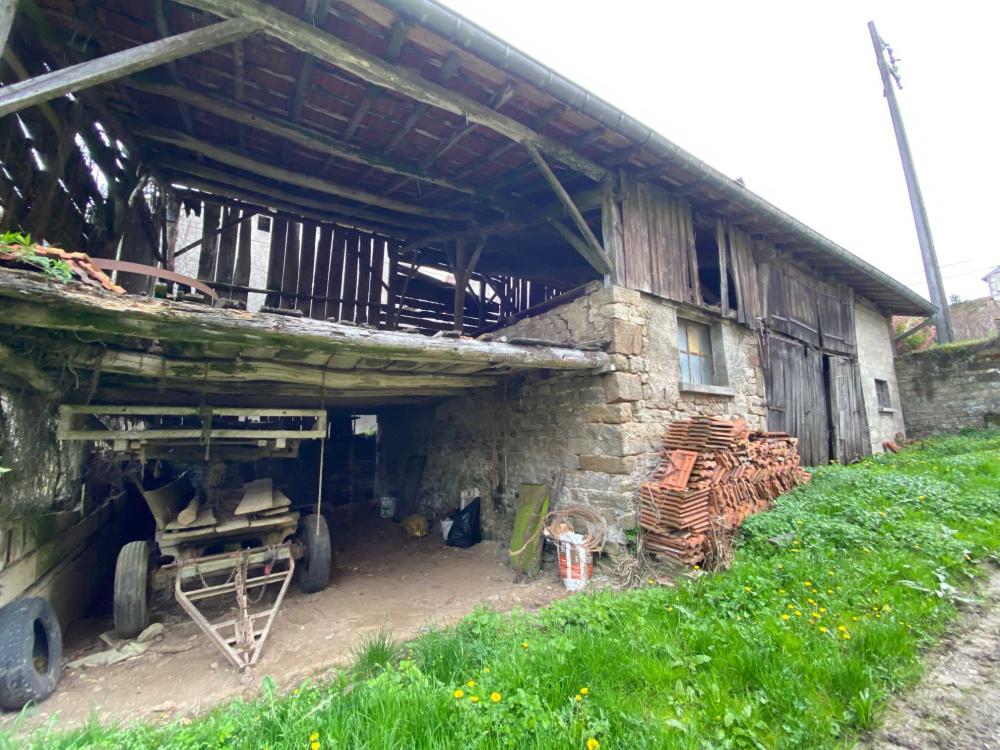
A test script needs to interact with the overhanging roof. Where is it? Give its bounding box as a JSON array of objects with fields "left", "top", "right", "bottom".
[{"left": 11, "top": 0, "right": 935, "bottom": 315}]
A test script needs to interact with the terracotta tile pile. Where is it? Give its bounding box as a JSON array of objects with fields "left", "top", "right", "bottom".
[
  {"left": 0, "top": 244, "right": 124, "bottom": 294},
  {"left": 640, "top": 416, "right": 811, "bottom": 564}
]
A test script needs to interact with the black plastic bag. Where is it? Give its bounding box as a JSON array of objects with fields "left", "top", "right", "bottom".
[{"left": 446, "top": 498, "right": 481, "bottom": 548}]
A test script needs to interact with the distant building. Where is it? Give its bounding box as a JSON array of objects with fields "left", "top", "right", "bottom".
[{"left": 985, "top": 266, "right": 1000, "bottom": 302}]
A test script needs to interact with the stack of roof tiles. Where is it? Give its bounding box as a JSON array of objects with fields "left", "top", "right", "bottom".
[{"left": 640, "top": 416, "right": 811, "bottom": 564}]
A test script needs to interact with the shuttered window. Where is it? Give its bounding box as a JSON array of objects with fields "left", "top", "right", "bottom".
[
  {"left": 875, "top": 379, "right": 892, "bottom": 410},
  {"left": 678, "top": 320, "right": 714, "bottom": 385}
]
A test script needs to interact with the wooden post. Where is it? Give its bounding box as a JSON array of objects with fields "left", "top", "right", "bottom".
[
  {"left": 601, "top": 174, "right": 625, "bottom": 283},
  {"left": 341, "top": 232, "right": 360, "bottom": 323},
  {"left": 326, "top": 230, "right": 346, "bottom": 322},
  {"left": 197, "top": 202, "right": 222, "bottom": 282},
  {"left": 368, "top": 237, "right": 386, "bottom": 326},
  {"left": 385, "top": 243, "right": 399, "bottom": 329},
  {"left": 356, "top": 234, "right": 372, "bottom": 326},
  {"left": 232, "top": 211, "right": 253, "bottom": 303},
  {"left": 0, "top": 18, "right": 259, "bottom": 118},
  {"left": 264, "top": 216, "right": 287, "bottom": 308}
]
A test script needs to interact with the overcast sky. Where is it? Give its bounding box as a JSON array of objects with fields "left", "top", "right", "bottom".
[{"left": 441, "top": 0, "right": 999, "bottom": 302}]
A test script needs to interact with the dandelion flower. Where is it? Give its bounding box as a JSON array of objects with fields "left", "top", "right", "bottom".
[
  {"left": 580, "top": 687, "right": 589, "bottom": 695},
  {"left": 826, "top": 589, "right": 833, "bottom": 594},
  {"left": 777, "top": 563, "right": 784, "bottom": 570},
  {"left": 838, "top": 625, "right": 847, "bottom": 632},
  {"left": 310, "top": 733, "right": 320, "bottom": 742},
  {"left": 483, "top": 667, "right": 491, "bottom": 673},
  {"left": 470, "top": 695, "right": 480, "bottom": 703},
  {"left": 744, "top": 586, "right": 752, "bottom": 593},
  {"left": 787, "top": 603, "right": 794, "bottom": 609},
  {"left": 647, "top": 578, "right": 655, "bottom": 585},
  {"left": 803, "top": 581, "right": 812, "bottom": 587},
  {"left": 467, "top": 680, "right": 477, "bottom": 689},
  {"left": 819, "top": 626, "right": 828, "bottom": 633},
  {"left": 575, "top": 694, "right": 583, "bottom": 702},
  {"left": 819, "top": 607, "right": 826, "bottom": 614},
  {"left": 521, "top": 641, "right": 529, "bottom": 649},
  {"left": 667, "top": 606, "right": 674, "bottom": 612},
  {"left": 311, "top": 743, "right": 321, "bottom": 750},
  {"left": 693, "top": 565, "right": 700, "bottom": 571},
  {"left": 795, "top": 610, "right": 803, "bottom": 617},
  {"left": 778, "top": 588, "right": 786, "bottom": 594},
  {"left": 491, "top": 692, "right": 502, "bottom": 703},
  {"left": 842, "top": 633, "right": 852, "bottom": 640},
  {"left": 827, "top": 570, "right": 835, "bottom": 576},
  {"left": 587, "top": 739, "right": 601, "bottom": 750},
  {"left": 781, "top": 614, "right": 790, "bottom": 621},
  {"left": 453, "top": 689, "right": 465, "bottom": 699},
  {"left": 852, "top": 616, "right": 860, "bottom": 622}
]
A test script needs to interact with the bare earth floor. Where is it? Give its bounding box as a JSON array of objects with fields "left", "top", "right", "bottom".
[
  {"left": 862, "top": 569, "right": 1000, "bottom": 750},
  {"left": 4, "top": 519, "right": 566, "bottom": 733}
]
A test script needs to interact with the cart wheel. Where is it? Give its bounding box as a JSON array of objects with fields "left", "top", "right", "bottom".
[
  {"left": 0, "top": 597, "right": 62, "bottom": 710},
  {"left": 114, "top": 540, "right": 151, "bottom": 638},
  {"left": 297, "top": 514, "right": 331, "bottom": 593}
]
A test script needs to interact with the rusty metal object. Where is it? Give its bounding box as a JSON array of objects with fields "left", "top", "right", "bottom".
[
  {"left": 89, "top": 258, "right": 219, "bottom": 300},
  {"left": 0, "top": 244, "right": 125, "bottom": 293}
]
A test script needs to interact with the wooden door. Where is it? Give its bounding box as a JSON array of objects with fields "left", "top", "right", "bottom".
[
  {"left": 827, "top": 355, "right": 870, "bottom": 463},
  {"left": 765, "top": 338, "right": 831, "bottom": 466}
]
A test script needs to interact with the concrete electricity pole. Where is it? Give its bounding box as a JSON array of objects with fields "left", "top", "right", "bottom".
[{"left": 868, "top": 20, "right": 954, "bottom": 342}]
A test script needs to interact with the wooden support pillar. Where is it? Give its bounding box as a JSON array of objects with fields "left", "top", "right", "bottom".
[
  {"left": 232, "top": 210, "right": 253, "bottom": 303},
  {"left": 326, "top": 229, "right": 346, "bottom": 322},
  {"left": 452, "top": 238, "right": 466, "bottom": 331},
  {"left": 385, "top": 243, "right": 399, "bottom": 329},
  {"left": 264, "top": 216, "right": 287, "bottom": 308},
  {"left": 341, "top": 232, "right": 360, "bottom": 322},
  {"left": 197, "top": 202, "right": 222, "bottom": 282},
  {"left": 368, "top": 237, "right": 386, "bottom": 326},
  {"left": 601, "top": 174, "right": 625, "bottom": 284},
  {"left": 356, "top": 234, "right": 372, "bottom": 325}
]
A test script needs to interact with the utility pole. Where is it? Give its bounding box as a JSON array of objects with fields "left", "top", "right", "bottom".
[{"left": 868, "top": 20, "right": 954, "bottom": 342}]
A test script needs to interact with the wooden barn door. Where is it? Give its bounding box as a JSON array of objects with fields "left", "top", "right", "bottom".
[
  {"left": 765, "top": 338, "right": 831, "bottom": 467},
  {"left": 827, "top": 356, "right": 870, "bottom": 464}
]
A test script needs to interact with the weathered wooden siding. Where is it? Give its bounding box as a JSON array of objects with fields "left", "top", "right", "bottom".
[
  {"left": 620, "top": 175, "right": 698, "bottom": 303},
  {"left": 764, "top": 337, "right": 830, "bottom": 466},
  {"left": 829, "top": 355, "right": 870, "bottom": 463}
]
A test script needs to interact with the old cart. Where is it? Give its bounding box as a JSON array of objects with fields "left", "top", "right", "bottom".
[{"left": 58, "top": 405, "right": 332, "bottom": 680}]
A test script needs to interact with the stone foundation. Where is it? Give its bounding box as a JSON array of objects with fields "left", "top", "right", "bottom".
[{"left": 376, "top": 285, "right": 765, "bottom": 545}]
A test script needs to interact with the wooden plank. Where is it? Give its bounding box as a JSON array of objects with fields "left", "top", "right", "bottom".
[
  {"left": 297, "top": 221, "right": 318, "bottom": 316},
  {"left": 176, "top": 0, "right": 607, "bottom": 181},
  {"left": 234, "top": 478, "right": 276, "bottom": 515},
  {"left": 601, "top": 175, "right": 625, "bottom": 284},
  {"left": 0, "top": 18, "right": 259, "bottom": 117},
  {"left": 368, "top": 237, "right": 386, "bottom": 326},
  {"left": 716, "top": 217, "right": 729, "bottom": 315},
  {"left": 356, "top": 234, "right": 372, "bottom": 325},
  {"left": 264, "top": 217, "right": 287, "bottom": 308},
  {"left": 280, "top": 221, "right": 301, "bottom": 309},
  {"left": 232, "top": 210, "right": 253, "bottom": 303},
  {"left": 453, "top": 238, "right": 466, "bottom": 330},
  {"left": 312, "top": 224, "right": 334, "bottom": 320},
  {"left": 327, "top": 230, "right": 347, "bottom": 322},
  {"left": 196, "top": 202, "right": 221, "bottom": 282},
  {"left": 341, "top": 232, "right": 360, "bottom": 323},
  {"left": 215, "top": 206, "right": 239, "bottom": 286}
]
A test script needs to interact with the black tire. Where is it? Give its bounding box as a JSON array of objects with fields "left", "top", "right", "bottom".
[
  {"left": 0, "top": 597, "right": 62, "bottom": 710},
  {"left": 114, "top": 540, "right": 151, "bottom": 638},
  {"left": 297, "top": 514, "right": 331, "bottom": 593}
]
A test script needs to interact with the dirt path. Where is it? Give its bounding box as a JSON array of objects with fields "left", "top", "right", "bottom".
[
  {"left": 862, "top": 568, "right": 1000, "bottom": 750},
  {"left": 3, "top": 519, "right": 566, "bottom": 733}
]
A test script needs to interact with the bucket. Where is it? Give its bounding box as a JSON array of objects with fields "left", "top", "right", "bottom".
[{"left": 557, "top": 532, "right": 593, "bottom": 591}]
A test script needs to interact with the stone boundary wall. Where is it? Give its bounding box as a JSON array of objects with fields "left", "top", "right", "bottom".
[
  {"left": 896, "top": 337, "right": 1000, "bottom": 437},
  {"left": 376, "top": 285, "right": 765, "bottom": 547}
]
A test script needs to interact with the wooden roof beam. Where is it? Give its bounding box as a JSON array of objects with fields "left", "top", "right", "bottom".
[
  {"left": 175, "top": 0, "right": 607, "bottom": 181},
  {"left": 126, "top": 78, "right": 487, "bottom": 199},
  {"left": 129, "top": 120, "right": 473, "bottom": 221},
  {"left": 0, "top": 17, "right": 260, "bottom": 117}
]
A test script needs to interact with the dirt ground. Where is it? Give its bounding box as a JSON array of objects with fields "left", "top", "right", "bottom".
[
  {"left": 862, "top": 568, "right": 1000, "bottom": 750},
  {"left": 6, "top": 517, "right": 566, "bottom": 732}
]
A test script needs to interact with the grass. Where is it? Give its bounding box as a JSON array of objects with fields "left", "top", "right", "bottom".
[{"left": 6, "top": 429, "right": 1000, "bottom": 749}]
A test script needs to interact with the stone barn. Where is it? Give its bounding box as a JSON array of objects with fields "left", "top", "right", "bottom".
[{"left": 0, "top": 0, "right": 935, "bottom": 713}]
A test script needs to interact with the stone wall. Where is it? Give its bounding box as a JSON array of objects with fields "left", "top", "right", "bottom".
[
  {"left": 896, "top": 337, "right": 1000, "bottom": 437},
  {"left": 0, "top": 387, "right": 85, "bottom": 519},
  {"left": 376, "top": 285, "right": 765, "bottom": 545},
  {"left": 854, "top": 301, "right": 906, "bottom": 451}
]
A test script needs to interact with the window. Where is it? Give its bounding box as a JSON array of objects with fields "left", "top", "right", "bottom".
[
  {"left": 678, "top": 319, "right": 714, "bottom": 385},
  {"left": 875, "top": 379, "right": 892, "bottom": 410},
  {"left": 257, "top": 215, "right": 272, "bottom": 233}
]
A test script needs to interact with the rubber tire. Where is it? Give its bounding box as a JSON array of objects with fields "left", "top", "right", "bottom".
[
  {"left": 114, "top": 540, "right": 151, "bottom": 639},
  {"left": 297, "top": 514, "right": 332, "bottom": 594},
  {"left": 0, "top": 597, "right": 62, "bottom": 710}
]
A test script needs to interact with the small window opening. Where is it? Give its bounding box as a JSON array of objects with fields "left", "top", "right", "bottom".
[
  {"left": 257, "top": 215, "right": 272, "bottom": 233},
  {"left": 693, "top": 225, "right": 721, "bottom": 307},
  {"left": 875, "top": 379, "right": 892, "bottom": 410},
  {"left": 678, "top": 319, "right": 714, "bottom": 385}
]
